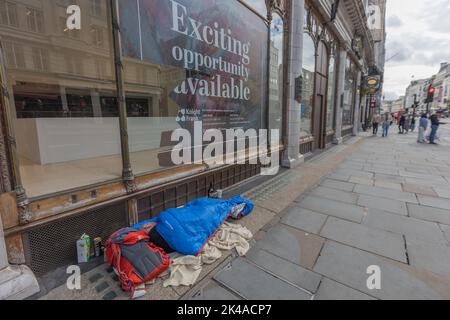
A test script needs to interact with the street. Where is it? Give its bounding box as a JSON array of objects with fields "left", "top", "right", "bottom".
[
  {"left": 39, "top": 120, "right": 450, "bottom": 300},
  {"left": 192, "top": 120, "right": 450, "bottom": 300}
]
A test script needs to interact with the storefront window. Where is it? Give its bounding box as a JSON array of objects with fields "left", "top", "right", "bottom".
[
  {"left": 268, "top": 13, "right": 284, "bottom": 131},
  {"left": 343, "top": 57, "right": 356, "bottom": 126},
  {"left": 241, "top": 0, "right": 268, "bottom": 18},
  {"left": 301, "top": 33, "right": 315, "bottom": 137},
  {"left": 1, "top": 0, "right": 120, "bottom": 198},
  {"left": 119, "top": 0, "right": 269, "bottom": 175},
  {"left": 326, "top": 55, "right": 336, "bottom": 130}
]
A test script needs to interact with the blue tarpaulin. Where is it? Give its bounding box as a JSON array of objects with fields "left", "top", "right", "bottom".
[{"left": 133, "top": 196, "right": 254, "bottom": 256}]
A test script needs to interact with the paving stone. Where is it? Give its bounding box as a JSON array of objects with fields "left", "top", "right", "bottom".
[
  {"left": 338, "top": 162, "right": 364, "bottom": 170},
  {"left": 364, "top": 166, "right": 399, "bottom": 176},
  {"left": 399, "top": 170, "right": 447, "bottom": 183},
  {"left": 246, "top": 249, "right": 322, "bottom": 294},
  {"left": 281, "top": 206, "right": 328, "bottom": 234},
  {"left": 327, "top": 173, "right": 350, "bottom": 182},
  {"left": 374, "top": 180, "right": 403, "bottom": 191},
  {"left": 314, "top": 278, "right": 376, "bottom": 300},
  {"left": 417, "top": 195, "right": 450, "bottom": 210},
  {"left": 434, "top": 187, "right": 450, "bottom": 199},
  {"left": 405, "top": 177, "right": 448, "bottom": 188},
  {"left": 190, "top": 281, "right": 241, "bottom": 300},
  {"left": 250, "top": 224, "right": 325, "bottom": 270},
  {"left": 310, "top": 186, "right": 359, "bottom": 205},
  {"left": 364, "top": 209, "right": 447, "bottom": 245},
  {"left": 102, "top": 291, "right": 117, "bottom": 300},
  {"left": 358, "top": 194, "right": 408, "bottom": 216},
  {"left": 320, "top": 179, "right": 355, "bottom": 192},
  {"left": 213, "top": 259, "right": 312, "bottom": 300},
  {"left": 403, "top": 184, "right": 438, "bottom": 197},
  {"left": 314, "top": 241, "right": 450, "bottom": 300},
  {"left": 95, "top": 281, "right": 109, "bottom": 293},
  {"left": 349, "top": 176, "right": 373, "bottom": 186},
  {"left": 298, "top": 196, "right": 366, "bottom": 223},
  {"left": 374, "top": 174, "right": 406, "bottom": 183},
  {"left": 89, "top": 273, "right": 103, "bottom": 284},
  {"left": 320, "top": 217, "right": 407, "bottom": 263},
  {"left": 406, "top": 238, "right": 450, "bottom": 278},
  {"left": 354, "top": 185, "right": 418, "bottom": 204},
  {"left": 407, "top": 204, "right": 450, "bottom": 225},
  {"left": 440, "top": 224, "right": 450, "bottom": 244},
  {"left": 335, "top": 169, "right": 374, "bottom": 179}
]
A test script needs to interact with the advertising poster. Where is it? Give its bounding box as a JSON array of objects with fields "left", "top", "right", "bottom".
[{"left": 119, "top": 0, "right": 268, "bottom": 132}]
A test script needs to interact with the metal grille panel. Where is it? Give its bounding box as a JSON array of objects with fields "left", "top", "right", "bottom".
[{"left": 25, "top": 202, "right": 128, "bottom": 276}]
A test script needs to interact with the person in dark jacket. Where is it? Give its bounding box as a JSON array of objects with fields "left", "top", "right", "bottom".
[
  {"left": 398, "top": 114, "right": 406, "bottom": 134},
  {"left": 429, "top": 114, "right": 440, "bottom": 144}
]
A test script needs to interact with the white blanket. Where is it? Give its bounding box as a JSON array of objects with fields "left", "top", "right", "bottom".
[{"left": 163, "top": 222, "right": 253, "bottom": 288}]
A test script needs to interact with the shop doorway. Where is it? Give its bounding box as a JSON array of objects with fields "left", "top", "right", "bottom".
[{"left": 311, "top": 41, "right": 329, "bottom": 151}]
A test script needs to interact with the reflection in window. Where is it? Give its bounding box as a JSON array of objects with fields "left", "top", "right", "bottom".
[
  {"left": 269, "top": 14, "right": 284, "bottom": 131},
  {"left": 26, "top": 7, "right": 44, "bottom": 33},
  {"left": 120, "top": 0, "right": 269, "bottom": 175},
  {"left": 343, "top": 58, "right": 355, "bottom": 126},
  {"left": 2, "top": 1, "right": 119, "bottom": 198},
  {"left": 301, "top": 33, "right": 315, "bottom": 137},
  {"left": 241, "top": 0, "right": 267, "bottom": 18},
  {"left": 0, "top": 0, "right": 18, "bottom": 27},
  {"left": 326, "top": 56, "right": 336, "bottom": 130}
]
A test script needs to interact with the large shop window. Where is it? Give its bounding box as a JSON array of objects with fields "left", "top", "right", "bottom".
[
  {"left": 119, "top": 0, "right": 269, "bottom": 175},
  {"left": 343, "top": 58, "right": 356, "bottom": 126},
  {"left": 301, "top": 33, "right": 315, "bottom": 137},
  {"left": 326, "top": 55, "right": 336, "bottom": 130},
  {"left": 241, "top": 0, "right": 268, "bottom": 18},
  {"left": 2, "top": 1, "right": 120, "bottom": 198}
]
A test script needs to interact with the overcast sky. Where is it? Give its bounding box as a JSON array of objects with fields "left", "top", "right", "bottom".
[{"left": 383, "top": 0, "right": 450, "bottom": 100}]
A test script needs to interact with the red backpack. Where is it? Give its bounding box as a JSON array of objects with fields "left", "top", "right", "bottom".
[{"left": 105, "top": 228, "right": 170, "bottom": 293}]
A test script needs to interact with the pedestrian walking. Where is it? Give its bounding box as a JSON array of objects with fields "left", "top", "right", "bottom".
[
  {"left": 404, "top": 114, "right": 411, "bottom": 134},
  {"left": 410, "top": 114, "right": 416, "bottom": 132},
  {"left": 382, "top": 113, "right": 391, "bottom": 137},
  {"left": 372, "top": 113, "right": 381, "bottom": 135},
  {"left": 417, "top": 114, "right": 428, "bottom": 143},
  {"left": 429, "top": 113, "right": 440, "bottom": 145},
  {"left": 398, "top": 114, "right": 406, "bottom": 134}
]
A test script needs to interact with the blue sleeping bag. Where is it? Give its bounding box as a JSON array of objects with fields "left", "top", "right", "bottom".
[{"left": 133, "top": 196, "right": 254, "bottom": 256}]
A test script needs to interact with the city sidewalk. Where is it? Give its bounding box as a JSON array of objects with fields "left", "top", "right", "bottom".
[{"left": 39, "top": 121, "right": 450, "bottom": 300}]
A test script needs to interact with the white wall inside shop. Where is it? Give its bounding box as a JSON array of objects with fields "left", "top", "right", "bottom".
[{"left": 16, "top": 118, "right": 179, "bottom": 165}]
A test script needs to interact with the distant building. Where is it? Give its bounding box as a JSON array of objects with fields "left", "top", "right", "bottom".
[
  {"left": 404, "top": 79, "right": 429, "bottom": 114},
  {"left": 432, "top": 62, "right": 450, "bottom": 111},
  {"left": 391, "top": 96, "right": 405, "bottom": 113}
]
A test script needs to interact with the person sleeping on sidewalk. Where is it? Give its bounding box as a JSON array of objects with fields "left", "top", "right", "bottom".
[{"left": 134, "top": 196, "right": 254, "bottom": 256}]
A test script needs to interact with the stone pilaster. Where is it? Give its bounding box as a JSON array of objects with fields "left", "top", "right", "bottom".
[
  {"left": 282, "top": 0, "right": 305, "bottom": 169},
  {"left": 333, "top": 48, "right": 347, "bottom": 145},
  {"left": 0, "top": 213, "right": 39, "bottom": 300},
  {"left": 353, "top": 71, "right": 362, "bottom": 136}
]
